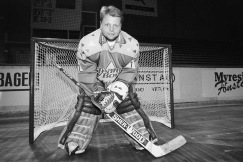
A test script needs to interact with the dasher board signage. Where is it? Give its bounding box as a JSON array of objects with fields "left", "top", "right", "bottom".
[{"left": 122, "top": 0, "right": 158, "bottom": 17}]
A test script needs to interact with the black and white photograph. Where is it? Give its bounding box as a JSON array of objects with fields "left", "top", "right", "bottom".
[{"left": 0, "top": 0, "right": 243, "bottom": 161}]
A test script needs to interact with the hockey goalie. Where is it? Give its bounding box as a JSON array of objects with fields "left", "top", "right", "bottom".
[
  {"left": 57, "top": 5, "right": 159, "bottom": 155},
  {"left": 58, "top": 5, "right": 186, "bottom": 156}
]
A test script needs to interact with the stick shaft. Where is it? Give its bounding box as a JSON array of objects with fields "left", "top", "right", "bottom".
[{"left": 55, "top": 64, "right": 92, "bottom": 95}]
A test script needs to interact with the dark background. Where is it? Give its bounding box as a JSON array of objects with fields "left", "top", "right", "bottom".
[{"left": 0, "top": 0, "right": 242, "bottom": 67}]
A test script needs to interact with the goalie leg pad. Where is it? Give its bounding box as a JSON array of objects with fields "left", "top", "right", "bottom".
[
  {"left": 58, "top": 93, "right": 85, "bottom": 147},
  {"left": 116, "top": 98, "right": 135, "bottom": 114},
  {"left": 82, "top": 96, "right": 102, "bottom": 115},
  {"left": 121, "top": 110, "right": 150, "bottom": 150},
  {"left": 116, "top": 90, "right": 141, "bottom": 114},
  {"left": 59, "top": 111, "right": 101, "bottom": 154}
]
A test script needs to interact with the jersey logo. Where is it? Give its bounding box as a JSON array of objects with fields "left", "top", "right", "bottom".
[{"left": 97, "top": 62, "right": 121, "bottom": 84}]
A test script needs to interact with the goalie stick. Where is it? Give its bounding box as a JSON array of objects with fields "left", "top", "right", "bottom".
[
  {"left": 55, "top": 64, "right": 187, "bottom": 158},
  {"left": 107, "top": 112, "right": 186, "bottom": 157}
]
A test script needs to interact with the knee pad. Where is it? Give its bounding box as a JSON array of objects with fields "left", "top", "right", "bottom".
[{"left": 82, "top": 96, "right": 102, "bottom": 115}]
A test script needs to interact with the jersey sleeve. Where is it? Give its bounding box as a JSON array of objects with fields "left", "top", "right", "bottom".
[
  {"left": 76, "top": 36, "right": 105, "bottom": 95},
  {"left": 117, "top": 39, "right": 140, "bottom": 84}
]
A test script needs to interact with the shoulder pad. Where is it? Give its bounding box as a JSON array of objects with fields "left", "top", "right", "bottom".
[{"left": 80, "top": 29, "right": 102, "bottom": 57}]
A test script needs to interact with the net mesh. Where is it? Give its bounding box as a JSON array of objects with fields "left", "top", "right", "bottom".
[{"left": 31, "top": 39, "right": 173, "bottom": 141}]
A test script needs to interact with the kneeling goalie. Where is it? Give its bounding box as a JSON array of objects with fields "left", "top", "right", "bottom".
[{"left": 58, "top": 81, "right": 158, "bottom": 155}]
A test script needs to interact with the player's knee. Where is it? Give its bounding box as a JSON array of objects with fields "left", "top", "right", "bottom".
[
  {"left": 82, "top": 96, "right": 102, "bottom": 115},
  {"left": 116, "top": 98, "right": 140, "bottom": 114},
  {"left": 116, "top": 90, "right": 141, "bottom": 114}
]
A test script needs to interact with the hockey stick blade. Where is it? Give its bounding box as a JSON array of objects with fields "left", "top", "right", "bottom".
[
  {"left": 107, "top": 112, "right": 186, "bottom": 158},
  {"left": 55, "top": 64, "right": 186, "bottom": 157},
  {"left": 150, "top": 135, "right": 186, "bottom": 157}
]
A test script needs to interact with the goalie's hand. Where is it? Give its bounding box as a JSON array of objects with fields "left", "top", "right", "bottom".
[
  {"left": 92, "top": 91, "right": 120, "bottom": 113},
  {"left": 92, "top": 81, "right": 129, "bottom": 113}
]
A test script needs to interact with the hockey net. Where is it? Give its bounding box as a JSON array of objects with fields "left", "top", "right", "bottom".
[{"left": 30, "top": 38, "right": 174, "bottom": 142}]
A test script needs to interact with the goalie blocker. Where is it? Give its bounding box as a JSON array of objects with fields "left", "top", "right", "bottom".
[{"left": 58, "top": 81, "right": 158, "bottom": 154}]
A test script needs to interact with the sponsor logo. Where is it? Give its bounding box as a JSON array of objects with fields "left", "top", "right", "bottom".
[
  {"left": 97, "top": 62, "right": 121, "bottom": 83},
  {"left": 214, "top": 72, "right": 243, "bottom": 95},
  {"left": 0, "top": 72, "right": 30, "bottom": 88}
]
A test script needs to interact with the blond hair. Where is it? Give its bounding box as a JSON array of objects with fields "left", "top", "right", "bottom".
[{"left": 100, "top": 5, "right": 124, "bottom": 24}]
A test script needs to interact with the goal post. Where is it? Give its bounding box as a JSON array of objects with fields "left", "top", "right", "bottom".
[{"left": 29, "top": 38, "right": 174, "bottom": 144}]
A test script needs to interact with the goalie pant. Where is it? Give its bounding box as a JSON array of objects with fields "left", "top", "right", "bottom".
[{"left": 58, "top": 91, "right": 157, "bottom": 154}]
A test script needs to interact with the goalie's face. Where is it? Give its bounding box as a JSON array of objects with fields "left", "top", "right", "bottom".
[{"left": 100, "top": 14, "right": 122, "bottom": 42}]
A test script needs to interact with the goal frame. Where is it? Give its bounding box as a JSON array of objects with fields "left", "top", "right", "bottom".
[{"left": 29, "top": 37, "right": 174, "bottom": 144}]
